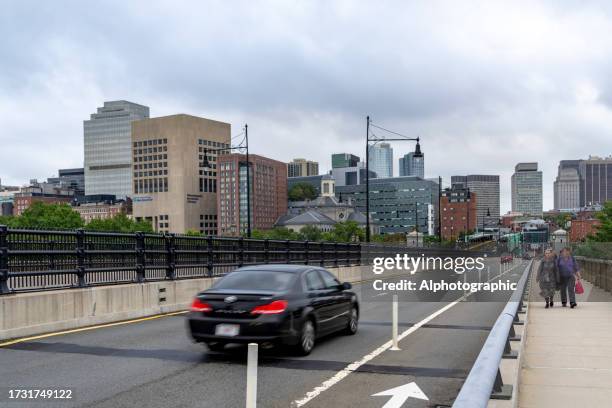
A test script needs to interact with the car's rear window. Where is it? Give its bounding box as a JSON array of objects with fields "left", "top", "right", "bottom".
[{"left": 213, "top": 271, "right": 296, "bottom": 291}]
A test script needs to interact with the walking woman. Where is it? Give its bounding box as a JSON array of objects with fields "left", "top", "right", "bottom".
[
  {"left": 536, "top": 248, "right": 559, "bottom": 308},
  {"left": 558, "top": 247, "right": 582, "bottom": 308}
]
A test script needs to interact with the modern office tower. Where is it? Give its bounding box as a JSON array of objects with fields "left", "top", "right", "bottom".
[
  {"left": 331, "top": 162, "right": 377, "bottom": 187},
  {"left": 132, "top": 114, "right": 231, "bottom": 234},
  {"left": 451, "top": 175, "right": 500, "bottom": 228},
  {"left": 511, "top": 162, "right": 543, "bottom": 217},
  {"left": 554, "top": 165, "right": 581, "bottom": 210},
  {"left": 580, "top": 155, "right": 612, "bottom": 206},
  {"left": 287, "top": 158, "right": 319, "bottom": 177},
  {"left": 84, "top": 101, "right": 150, "bottom": 198},
  {"left": 217, "top": 154, "right": 287, "bottom": 236},
  {"left": 368, "top": 142, "right": 393, "bottom": 178},
  {"left": 336, "top": 176, "right": 439, "bottom": 235},
  {"left": 47, "top": 168, "right": 85, "bottom": 197},
  {"left": 440, "top": 186, "right": 478, "bottom": 240},
  {"left": 332, "top": 153, "right": 360, "bottom": 169},
  {"left": 399, "top": 151, "right": 425, "bottom": 178}
]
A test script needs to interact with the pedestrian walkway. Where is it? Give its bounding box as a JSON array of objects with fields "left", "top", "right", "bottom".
[{"left": 518, "top": 275, "right": 612, "bottom": 408}]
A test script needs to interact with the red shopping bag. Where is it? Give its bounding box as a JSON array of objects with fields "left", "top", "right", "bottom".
[{"left": 575, "top": 279, "right": 584, "bottom": 295}]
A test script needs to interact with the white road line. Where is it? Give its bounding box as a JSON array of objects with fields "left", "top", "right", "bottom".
[
  {"left": 292, "top": 261, "right": 528, "bottom": 407},
  {"left": 291, "top": 300, "right": 459, "bottom": 407}
]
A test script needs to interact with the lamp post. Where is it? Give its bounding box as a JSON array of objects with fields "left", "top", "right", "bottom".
[
  {"left": 201, "top": 124, "right": 251, "bottom": 237},
  {"left": 365, "top": 116, "right": 423, "bottom": 242}
]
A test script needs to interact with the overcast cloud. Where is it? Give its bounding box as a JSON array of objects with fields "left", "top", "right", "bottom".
[{"left": 2, "top": 0, "right": 612, "bottom": 212}]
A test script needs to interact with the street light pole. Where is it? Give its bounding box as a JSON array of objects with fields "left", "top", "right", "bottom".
[
  {"left": 365, "top": 116, "right": 370, "bottom": 242},
  {"left": 245, "top": 124, "right": 251, "bottom": 238},
  {"left": 365, "top": 116, "right": 422, "bottom": 243}
]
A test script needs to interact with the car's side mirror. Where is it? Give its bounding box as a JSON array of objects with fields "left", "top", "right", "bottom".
[{"left": 341, "top": 282, "right": 352, "bottom": 290}]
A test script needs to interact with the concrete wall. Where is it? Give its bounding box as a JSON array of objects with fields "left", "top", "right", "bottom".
[
  {"left": 576, "top": 256, "right": 612, "bottom": 293},
  {"left": 0, "top": 264, "right": 384, "bottom": 341}
]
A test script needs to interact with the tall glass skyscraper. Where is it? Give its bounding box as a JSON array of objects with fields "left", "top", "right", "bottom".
[
  {"left": 511, "top": 162, "right": 543, "bottom": 217},
  {"left": 84, "top": 101, "right": 150, "bottom": 198},
  {"left": 399, "top": 152, "right": 424, "bottom": 178},
  {"left": 368, "top": 143, "right": 393, "bottom": 178}
]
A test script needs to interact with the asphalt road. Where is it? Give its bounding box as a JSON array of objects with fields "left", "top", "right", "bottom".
[{"left": 0, "top": 260, "right": 529, "bottom": 408}]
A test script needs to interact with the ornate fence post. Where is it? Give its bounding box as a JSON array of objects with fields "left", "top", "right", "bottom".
[
  {"left": 76, "top": 228, "right": 86, "bottom": 288},
  {"left": 135, "top": 232, "right": 146, "bottom": 283},
  {"left": 238, "top": 237, "right": 244, "bottom": 268},
  {"left": 286, "top": 240, "right": 291, "bottom": 264},
  {"left": 0, "top": 225, "right": 9, "bottom": 294},
  {"left": 165, "top": 233, "right": 176, "bottom": 280},
  {"left": 264, "top": 239, "right": 270, "bottom": 264},
  {"left": 206, "top": 235, "right": 214, "bottom": 277}
]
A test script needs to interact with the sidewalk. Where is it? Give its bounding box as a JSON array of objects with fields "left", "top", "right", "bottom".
[{"left": 518, "top": 276, "right": 612, "bottom": 408}]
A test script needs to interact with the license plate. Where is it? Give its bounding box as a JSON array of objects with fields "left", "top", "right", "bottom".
[{"left": 215, "top": 324, "right": 240, "bottom": 337}]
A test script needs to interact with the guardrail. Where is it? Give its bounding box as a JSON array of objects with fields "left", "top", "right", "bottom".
[
  {"left": 576, "top": 256, "right": 612, "bottom": 293},
  {"left": 3, "top": 226, "right": 480, "bottom": 294},
  {"left": 452, "top": 260, "right": 533, "bottom": 408}
]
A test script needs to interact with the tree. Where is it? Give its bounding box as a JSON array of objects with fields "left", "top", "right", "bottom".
[
  {"left": 298, "top": 225, "right": 323, "bottom": 241},
  {"left": 288, "top": 182, "right": 317, "bottom": 201},
  {"left": 267, "top": 227, "right": 300, "bottom": 240},
  {"left": 12, "top": 202, "right": 83, "bottom": 230},
  {"left": 328, "top": 221, "right": 365, "bottom": 242},
  {"left": 184, "top": 229, "right": 203, "bottom": 236},
  {"left": 85, "top": 213, "right": 153, "bottom": 233},
  {"left": 589, "top": 201, "right": 612, "bottom": 242}
]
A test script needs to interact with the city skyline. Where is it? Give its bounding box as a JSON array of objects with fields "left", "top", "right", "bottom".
[{"left": 3, "top": 2, "right": 612, "bottom": 213}]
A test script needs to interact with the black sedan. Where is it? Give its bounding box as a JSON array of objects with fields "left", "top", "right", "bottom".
[{"left": 187, "top": 264, "right": 359, "bottom": 355}]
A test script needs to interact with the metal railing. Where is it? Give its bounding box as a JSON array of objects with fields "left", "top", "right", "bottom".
[
  {"left": 452, "top": 260, "right": 533, "bottom": 408},
  {"left": 0, "top": 226, "right": 436, "bottom": 294}
]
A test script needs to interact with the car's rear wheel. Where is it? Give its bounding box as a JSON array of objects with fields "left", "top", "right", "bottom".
[
  {"left": 295, "top": 319, "right": 316, "bottom": 355},
  {"left": 205, "top": 341, "right": 226, "bottom": 352},
  {"left": 344, "top": 306, "right": 358, "bottom": 335}
]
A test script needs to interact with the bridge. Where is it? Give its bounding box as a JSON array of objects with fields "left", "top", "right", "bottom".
[{"left": 0, "top": 227, "right": 610, "bottom": 407}]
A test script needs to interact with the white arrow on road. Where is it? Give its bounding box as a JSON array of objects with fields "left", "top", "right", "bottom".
[{"left": 372, "top": 382, "right": 428, "bottom": 408}]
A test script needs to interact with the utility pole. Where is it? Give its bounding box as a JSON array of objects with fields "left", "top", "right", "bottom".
[{"left": 245, "top": 124, "right": 251, "bottom": 238}]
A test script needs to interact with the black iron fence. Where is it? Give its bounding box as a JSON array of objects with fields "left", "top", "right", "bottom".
[{"left": 0, "top": 226, "right": 406, "bottom": 294}]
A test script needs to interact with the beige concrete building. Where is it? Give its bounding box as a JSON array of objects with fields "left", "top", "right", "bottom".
[{"left": 132, "top": 114, "right": 231, "bottom": 234}]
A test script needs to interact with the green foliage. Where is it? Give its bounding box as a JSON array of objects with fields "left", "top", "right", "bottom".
[
  {"left": 184, "top": 229, "right": 203, "bottom": 236},
  {"left": 589, "top": 201, "right": 612, "bottom": 242},
  {"left": 298, "top": 225, "right": 323, "bottom": 241},
  {"left": 10, "top": 202, "right": 84, "bottom": 230},
  {"left": 288, "top": 182, "right": 317, "bottom": 201},
  {"left": 85, "top": 213, "right": 153, "bottom": 233},
  {"left": 328, "top": 221, "right": 364, "bottom": 242}
]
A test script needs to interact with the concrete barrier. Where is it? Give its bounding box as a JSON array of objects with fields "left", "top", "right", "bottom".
[
  {"left": 0, "top": 264, "right": 390, "bottom": 342},
  {"left": 576, "top": 256, "right": 612, "bottom": 293}
]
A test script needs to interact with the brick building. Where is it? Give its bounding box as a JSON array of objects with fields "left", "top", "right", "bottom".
[
  {"left": 440, "top": 187, "right": 477, "bottom": 241},
  {"left": 217, "top": 153, "right": 287, "bottom": 236},
  {"left": 570, "top": 219, "right": 601, "bottom": 242},
  {"left": 12, "top": 183, "right": 74, "bottom": 216}
]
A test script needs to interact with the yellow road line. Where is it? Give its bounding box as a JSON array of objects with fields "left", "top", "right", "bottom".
[{"left": 0, "top": 310, "right": 188, "bottom": 348}]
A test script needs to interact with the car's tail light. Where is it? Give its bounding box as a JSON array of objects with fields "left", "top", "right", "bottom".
[
  {"left": 191, "top": 298, "right": 212, "bottom": 312},
  {"left": 251, "top": 300, "right": 288, "bottom": 315}
]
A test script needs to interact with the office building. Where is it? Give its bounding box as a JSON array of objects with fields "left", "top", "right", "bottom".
[
  {"left": 12, "top": 181, "right": 74, "bottom": 216},
  {"left": 580, "top": 155, "right": 612, "bottom": 206},
  {"left": 511, "top": 162, "right": 543, "bottom": 217},
  {"left": 288, "top": 175, "right": 329, "bottom": 198},
  {"left": 368, "top": 143, "right": 393, "bottom": 178},
  {"left": 554, "top": 165, "right": 580, "bottom": 210},
  {"left": 399, "top": 151, "right": 424, "bottom": 178},
  {"left": 132, "top": 114, "right": 231, "bottom": 234},
  {"left": 440, "top": 186, "right": 477, "bottom": 241},
  {"left": 72, "top": 195, "right": 130, "bottom": 222},
  {"left": 84, "top": 100, "right": 150, "bottom": 198},
  {"left": 451, "top": 175, "right": 500, "bottom": 228},
  {"left": 288, "top": 158, "right": 319, "bottom": 177},
  {"left": 336, "top": 176, "right": 438, "bottom": 235},
  {"left": 332, "top": 153, "right": 360, "bottom": 169},
  {"left": 217, "top": 153, "right": 287, "bottom": 236},
  {"left": 47, "top": 168, "right": 85, "bottom": 197},
  {"left": 331, "top": 162, "right": 377, "bottom": 187}
]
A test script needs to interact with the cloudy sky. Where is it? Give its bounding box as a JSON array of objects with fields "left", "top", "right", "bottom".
[{"left": 2, "top": 0, "right": 612, "bottom": 212}]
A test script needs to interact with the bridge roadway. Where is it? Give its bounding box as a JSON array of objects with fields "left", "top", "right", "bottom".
[{"left": 0, "top": 260, "right": 528, "bottom": 408}]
